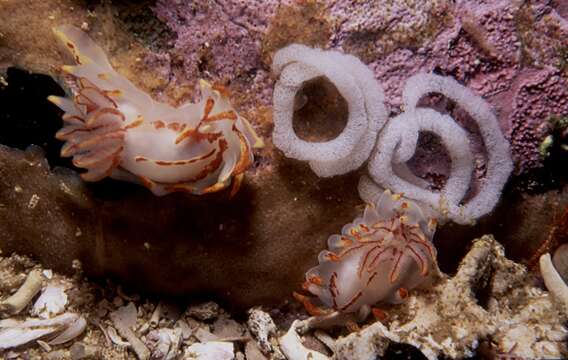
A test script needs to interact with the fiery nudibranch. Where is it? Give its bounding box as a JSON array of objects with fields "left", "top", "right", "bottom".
[
  {"left": 48, "top": 26, "right": 263, "bottom": 196},
  {"left": 299, "top": 190, "right": 438, "bottom": 314}
]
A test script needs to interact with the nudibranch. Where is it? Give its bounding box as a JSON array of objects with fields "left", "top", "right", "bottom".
[
  {"left": 299, "top": 190, "right": 437, "bottom": 314},
  {"left": 47, "top": 25, "right": 262, "bottom": 196}
]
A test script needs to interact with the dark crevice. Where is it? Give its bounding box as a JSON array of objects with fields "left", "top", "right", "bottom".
[
  {"left": 509, "top": 117, "right": 568, "bottom": 194},
  {"left": 382, "top": 343, "right": 429, "bottom": 360},
  {"left": 0, "top": 67, "right": 72, "bottom": 169},
  {"left": 470, "top": 265, "right": 493, "bottom": 310}
]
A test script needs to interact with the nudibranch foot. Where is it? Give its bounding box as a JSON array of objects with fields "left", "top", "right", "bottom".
[
  {"left": 48, "top": 25, "right": 262, "bottom": 196},
  {"left": 303, "top": 190, "right": 438, "bottom": 313}
]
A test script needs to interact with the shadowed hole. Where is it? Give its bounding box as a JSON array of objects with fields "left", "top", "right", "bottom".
[
  {"left": 382, "top": 343, "right": 429, "bottom": 360},
  {"left": 470, "top": 266, "right": 493, "bottom": 311},
  {"left": 293, "top": 76, "right": 348, "bottom": 142},
  {"left": 0, "top": 67, "right": 72, "bottom": 169}
]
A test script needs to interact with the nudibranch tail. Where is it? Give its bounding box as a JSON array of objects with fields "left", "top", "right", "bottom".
[
  {"left": 53, "top": 26, "right": 111, "bottom": 68},
  {"left": 303, "top": 190, "right": 438, "bottom": 313},
  {"left": 48, "top": 26, "right": 262, "bottom": 196}
]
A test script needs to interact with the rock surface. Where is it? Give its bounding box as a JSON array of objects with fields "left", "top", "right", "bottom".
[{"left": 0, "top": 141, "right": 363, "bottom": 309}]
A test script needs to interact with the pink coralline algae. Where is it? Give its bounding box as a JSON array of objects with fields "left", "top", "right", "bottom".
[
  {"left": 153, "top": 1, "right": 260, "bottom": 80},
  {"left": 151, "top": 0, "right": 568, "bottom": 174},
  {"left": 152, "top": 0, "right": 284, "bottom": 106},
  {"left": 508, "top": 68, "right": 568, "bottom": 174}
]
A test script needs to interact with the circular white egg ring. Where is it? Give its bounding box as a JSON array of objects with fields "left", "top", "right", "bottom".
[
  {"left": 367, "top": 108, "right": 474, "bottom": 216},
  {"left": 272, "top": 44, "right": 388, "bottom": 177},
  {"left": 402, "top": 74, "right": 513, "bottom": 222},
  {"left": 272, "top": 45, "right": 513, "bottom": 223}
]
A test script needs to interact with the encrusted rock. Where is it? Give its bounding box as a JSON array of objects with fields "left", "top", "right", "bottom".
[
  {"left": 333, "top": 235, "right": 568, "bottom": 360},
  {"left": 333, "top": 321, "right": 390, "bottom": 360},
  {"left": 186, "top": 302, "right": 220, "bottom": 322},
  {"left": 247, "top": 308, "right": 277, "bottom": 354}
]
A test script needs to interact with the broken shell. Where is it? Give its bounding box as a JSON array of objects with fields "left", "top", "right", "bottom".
[
  {"left": 32, "top": 282, "right": 69, "bottom": 319},
  {"left": 70, "top": 342, "right": 102, "bottom": 360},
  {"left": 185, "top": 341, "right": 234, "bottom": 360},
  {"left": 279, "top": 320, "right": 329, "bottom": 360},
  {"left": 150, "top": 302, "right": 163, "bottom": 327},
  {"left": 146, "top": 328, "right": 182, "bottom": 360},
  {"left": 245, "top": 341, "right": 268, "bottom": 360},
  {"left": 0, "top": 313, "right": 80, "bottom": 350},
  {"left": 37, "top": 339, "right": 52, "bottom": 352},
  {"left": 110, "top": 303, "right": 150, "bottom": 360},
  {"left": 0, "top": 269, "right": 43, "bottom": 317},
  {"left": 540, "top": 253, "right": 568, "bottom": 314},
  {"left": 107, "top": 325, "right": 130, "bottom": 347},
  {"left": 111, "top": 302, "right": 138, "bottom": 329},
  {"left": 313, "top": 330, "right": 335, "bottom": 353},
  {"left": 48, "top": 315, "right": 87, "bottom": 345}
]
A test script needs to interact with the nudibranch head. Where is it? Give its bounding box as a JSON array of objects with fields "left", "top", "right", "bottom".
[
  {"left": 47, "top": 25, "right": 262, "bottom": 196},
  {"left": 303, "top": 190, "right": 438, "bottom": 313}
]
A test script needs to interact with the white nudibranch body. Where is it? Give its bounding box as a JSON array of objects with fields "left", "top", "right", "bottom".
[
  {"left": 48, "top": 26, "right": 262, "bottom": 196},
  {"left": 303, "top": 190, "right": 437, "bottom": 313}
]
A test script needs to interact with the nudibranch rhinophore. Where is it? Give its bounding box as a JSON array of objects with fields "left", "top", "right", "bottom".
[
  {"left": 48, "top": 25, "right": 263, "bottom": 196},
  {"left": 300, "top": 190, "right": 437, "bottom": 314}
]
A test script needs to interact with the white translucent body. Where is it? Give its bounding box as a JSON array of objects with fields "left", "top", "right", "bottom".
[
  {"left": 48, "top": 25, "right": 261, "bottom": 196},
  {"left": 305, "top": 191, "right": 437, "bottom": 313}
]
